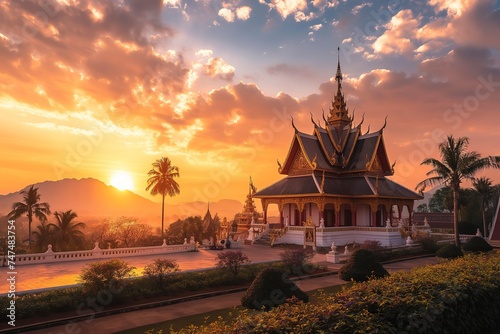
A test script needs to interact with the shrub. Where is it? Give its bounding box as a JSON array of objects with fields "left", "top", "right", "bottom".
[
  {"left": 143, "top": 258, "right": 180, "bottom": 288},
  {"left": 339, "top": 249, "right": 389, "bottom": 282},
  {"left": 358, "top": 240, "right": 385, "bottom": 253},
  {"left": 279, "top": 248, "right": 315, "bottom": 274},
  {"left": 436, "top": 243, "right": 463, "bottom": 259},
  {"left": 458, "top": 221, "right": 478, "bottom": 235},
  {"left": 171, "top": 253, "right": 500, "bottom": 334},
  {"left": 415, "top": 234, "right": 442, "bottom": 253},
  {"left": 79, "top": 259, "right": 136, "bottom": 294},
  {"left": 463, "top": 236, "right": 493, "bottom": 253},
  {"left": 241, "top": 267, "right": 309, "bottom": 311},
  {"left": 215, "top": 250, "right": 250, "bottom": 276}
]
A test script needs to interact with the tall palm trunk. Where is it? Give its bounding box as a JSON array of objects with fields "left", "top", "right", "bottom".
[
  {"left": 161, "top": 192, "right": 165, "bottom": 236},
  {"left": 28, "top": 210, "right": 33, "bottom": 251},
  {"left": 482, "top": 202, "right": 487, "bottom": 238},
  {"left": 453, "top": 188, "right": 459, "bottom": 246}
]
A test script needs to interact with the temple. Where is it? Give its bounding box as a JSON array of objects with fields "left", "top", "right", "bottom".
[{"left": 253, "top": 50, "right": 423, "bottom": 247}]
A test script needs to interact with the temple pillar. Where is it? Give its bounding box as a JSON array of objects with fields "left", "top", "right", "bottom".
[
  {"left": 408, "top": 204, "right": 413, "bottom": 226},
  {"left": 280, "top": 210, "right": 284, "bottom": 228},
  {"left": 351, "top": 204, "right": 357, "bottom": 226},
  {"left": 335, "top": 210, "right": 340, "bottom": 227},
  {"left": 263, "top": 210, "right": 267, "bottom": 224}
]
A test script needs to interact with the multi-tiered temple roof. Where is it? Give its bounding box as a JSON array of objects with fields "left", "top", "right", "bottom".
[{"left": 255, "top": 52, "right": 420, "bottom": 201}]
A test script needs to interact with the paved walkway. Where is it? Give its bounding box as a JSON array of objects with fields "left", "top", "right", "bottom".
[{"left": 4, "top": 245, "right": 438, "bottom": 334}]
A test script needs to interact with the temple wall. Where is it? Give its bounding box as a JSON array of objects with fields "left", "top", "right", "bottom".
[
  {"left": 275, "top": 227, "right": 406, "bottom": 247},
  {"left": 356, "top": 204, "right": 371, "bottom": 226}
]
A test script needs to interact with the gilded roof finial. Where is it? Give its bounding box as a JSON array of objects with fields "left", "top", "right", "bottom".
[
  {"left": 291, "top": 115, "right": 298, "bottom": 132},
  {"left": 310, "top": 112, "right": 317, "bottom": 126},
  {"left": 335, "top": 47, "right": 342, "bottom": 84},
  {"left": 380, "top": 115, "right": 388, "bottom": 132},
  {"left": 357, "top": 112, "right": 365, "bottom": 129}
]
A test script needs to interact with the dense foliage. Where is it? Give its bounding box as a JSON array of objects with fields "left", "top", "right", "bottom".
[
  {"left": 171, "top": 252, "right": 500, "bottom": 334},
  {"left": 215, "top": 250, "right": 251, "bottom": 276},
  {"left": 436, "top": 243, "right": 463, "bottom": 259},
  {"left": 339, "top": 249, "right": 389, "bottom": 282},
  {"left": 279, "top": 248, "right": 314, "bottom": 273},
  {"left": 79, "top": 259, "right": 136, "bottom": 294},
  {"left": 143, "top": 258, "right": 180, "bottom": 289},
  {"left": 462, "top": 236, "right": 493, "bottom": 253},
  {"left": 241, "top": 267, "right": 309, "bottom": 311},
  {"left": 414, "top": 234, "right": 442, "bottom": 253},
  {"left": 0, "top": 260, "right": 287, "bottom": 321}
]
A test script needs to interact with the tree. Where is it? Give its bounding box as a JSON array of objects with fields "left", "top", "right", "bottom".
[
  {"left": 415, "top": 203, "right": 429, "bottom": 213},
  {"left": 473, "top": 177, "right": 494, "bottom": 237},
  {"left": 93, "top": 217, "right": 154, "bottom": 248},
  {"left": 143, "top": 258, "right": 180, "bottom": 289},
  {"left": 50, "top": 210, "right": 86, "bottom": 252},
  {"left": 215, "top": 250, "right": 250, "bottom": 276},
  {"left": 416, "top": 136, "right": 500, "bottom": 246},
  {"left": 181, "top": 216, "right": 204, "bottom": 243},
  {"left": 31, "top": 222, "right": 54, "bottom": 253},
  {"left": 8, "top": 185, "right": 51, "bottom": 251},
  {"left": 79, "top": 259, "right": 136, "bottom": 294},
  {"left": 428, "top": 187, "right": 453, "bottom": 213},
  {"left": 146, "top": 157, "right": 180, "bottom": 236}
]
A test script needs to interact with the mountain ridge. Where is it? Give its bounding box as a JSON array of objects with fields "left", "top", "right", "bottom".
[{"left": 0, "top": 178, "right": 243, "bottom": 225}]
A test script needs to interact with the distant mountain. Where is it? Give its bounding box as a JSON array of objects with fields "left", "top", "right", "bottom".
[{"left": 0, "top": 178, "right": 243, "bottom": 225}]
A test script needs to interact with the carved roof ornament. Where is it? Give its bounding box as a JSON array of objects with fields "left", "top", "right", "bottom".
[
  {"left": 379, "top": 115, "right": 388, "bottom": 132},
  {"left": 291, "top": 115, "right": 298, "bottom": 132},
  {"left": 357, "top": 112, "right": 365, "bottom": 129},
  {"left": 277, "top": 159, "right": 283, "bottom": 173},
  {"left": 310, "top": 112, "right": 318, "bottom": 127},
  {"left": 327, "top": 47, "right": 351, "bottom": 130}
]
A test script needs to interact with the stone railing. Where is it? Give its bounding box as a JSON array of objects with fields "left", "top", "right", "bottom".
[
  {"left": 246, "top": 223, "right": 268, "bottom": 243},
  {"left": 3, "top": 239, "right": 197, "bottom": 266},
  {"left": 432, "top": 233, "right": 476, "bottom": 243}
]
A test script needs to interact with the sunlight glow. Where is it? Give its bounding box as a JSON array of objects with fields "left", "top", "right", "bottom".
[{"left": 110, "top": 171, "right": 134, "bottom": 191}]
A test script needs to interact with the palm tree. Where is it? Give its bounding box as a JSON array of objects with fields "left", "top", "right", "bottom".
[
  {"left": 50, "top": 210, "right": 86, "bottom": 252},
  {"left": 146, "top": 157, "right": 180, "bottom": 236},
  {"left": 416, "top": 136, "right": 500, "bottom": 246},
  {"left": 32, "top": 222, "right": 54, "bottom": 253},
  {"left": 8, "top": 185, "right": 51, "bottom": 251},
  {"left": 472, "top": 177, "right": 494, "bottom": 238}
]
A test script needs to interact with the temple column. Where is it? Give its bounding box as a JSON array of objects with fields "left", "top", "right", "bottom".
[
  {"left": 280, "top": 210, "right": 284, "bottom": 228},
  {"left": 370, "top": 204, "right": 377, "bottom": 227},
  {"left": 335, "top": 210, "right": 340, "bottom": 227},
  {"left": 408, "top": 204, "right": 413, "bottom": 226},
  {"left": 263, "top": 209, "right": 267, "bottom": 224},
  {"left": 351, "top": 204, "right": 357, "bottom": 227}
]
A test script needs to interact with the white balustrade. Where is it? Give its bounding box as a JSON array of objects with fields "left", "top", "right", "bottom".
[{"left": 7, "top": 240, "right": 196, "bottom": 266}]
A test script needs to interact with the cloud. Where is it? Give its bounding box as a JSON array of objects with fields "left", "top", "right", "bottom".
[
  {"left": 204, "top": 57, "right": 236, "bottom": 81},
  {"left": 218, "top": 7, "right": 235, "bottom": 22},
  {"left": 236, "top": 6, "right": 252, "bottom": 20},
  {"left": 372, "top": 9, "right": 420, "bottom": 56},
  {"left": 259, "top": 0, "right": 308, "bottom": 20},
  {"left": 266, "top": 63, "right": 313, "bottom": 78},
  {"left": 351, "top": 3, "right": 373, "bottom": 15}
]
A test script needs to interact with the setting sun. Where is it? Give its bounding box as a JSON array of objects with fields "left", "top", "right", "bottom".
[{"left": 110, "top": 171, "right": 134, "bottom": 191}]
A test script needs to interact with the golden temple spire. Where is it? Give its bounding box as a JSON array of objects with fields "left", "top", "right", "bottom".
[
  {"left": 335, "top": 46, "right": 342, "bottom": 85},
  {"left": 327, "top": 47, "right": 351, "bottom": 130}
]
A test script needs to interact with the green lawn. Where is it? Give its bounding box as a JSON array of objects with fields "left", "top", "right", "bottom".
[{"left": 115, "top": 284, "right": 348, "bottom": 334}]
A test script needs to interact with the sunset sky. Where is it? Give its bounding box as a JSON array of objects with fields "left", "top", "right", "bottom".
[{"left": 1, "top": 0, "right": 499, "bottom": 206}]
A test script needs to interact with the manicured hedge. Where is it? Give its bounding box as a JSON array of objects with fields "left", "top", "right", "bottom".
[
  {"left": 171, "top": 252, "right": 500, "bottom": 334},
  {"left": 463, "top": 236, "right": 493, "bottom": 253},
  {"left": 241, "top": 267, "right": 309, "bottom": 310},
  {"left": 338, "top": 249, "right": 389, "bottom": 282}
]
